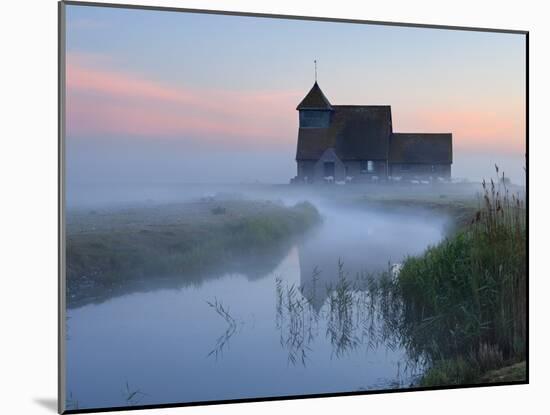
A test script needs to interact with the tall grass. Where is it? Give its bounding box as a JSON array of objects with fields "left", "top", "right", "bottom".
[
  {"left": 273, "top": 168, "right": 525, "bottom": 384},
  {"left": 396, "top": 166, "right": 526, "bottom": 385}
]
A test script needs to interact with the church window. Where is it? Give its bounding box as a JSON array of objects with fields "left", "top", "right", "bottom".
[{"left": 360, "top": 160, "right": 375, "bottom": 174}]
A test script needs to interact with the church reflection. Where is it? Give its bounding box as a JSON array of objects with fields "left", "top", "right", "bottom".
[{"left": 296, "top": 218, "right": 403, "bottom": 313}]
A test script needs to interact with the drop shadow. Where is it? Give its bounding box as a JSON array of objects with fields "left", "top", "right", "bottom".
[{"left": 34, "top": 398, "right": 57, "bottom": 413}]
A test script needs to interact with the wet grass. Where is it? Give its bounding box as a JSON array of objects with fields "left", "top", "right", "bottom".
[{"left": 66, "top": 200, "right": 320, "bottom": 306}]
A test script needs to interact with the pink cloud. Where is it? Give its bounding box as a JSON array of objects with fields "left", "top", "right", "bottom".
[
  {"left": 67, "top": 53, "right": 525, "bottom": 155},
  {"left": 67, "top": 95, "right": 289, "bottom": 142},
  {"left": 66, "top": 53, "right": 301, "bottom": 147},
  {"left": 395, "top": 105, "right": 525, "bottom": 154}
]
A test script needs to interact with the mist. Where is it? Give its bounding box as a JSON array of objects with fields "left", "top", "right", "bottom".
[{"left": 66, "top": 134, "right": 525, "bottom": 211}]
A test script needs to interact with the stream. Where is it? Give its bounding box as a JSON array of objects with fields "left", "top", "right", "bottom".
[{"left": 65, "top": 202, "right": 448, "bottom": 410}]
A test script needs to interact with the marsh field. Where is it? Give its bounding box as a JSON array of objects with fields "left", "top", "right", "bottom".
[{"left": 64, "top": 179, "right": 526, "bottom": 410}]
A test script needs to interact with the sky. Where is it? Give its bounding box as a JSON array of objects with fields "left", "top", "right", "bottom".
[{"left": 65, "top": 4, "right": 526, "bottom": 185}]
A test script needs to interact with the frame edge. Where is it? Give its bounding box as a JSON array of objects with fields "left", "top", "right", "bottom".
[{"left": 58, "top": 1, "right": 67, "bottom": 413}]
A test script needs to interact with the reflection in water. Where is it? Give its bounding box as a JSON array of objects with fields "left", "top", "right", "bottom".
[
  {"left": 122, "top": 381, "right": 148, "bottom": 406},
  {"left": 326, "top": 263, "right": 363, "bottom": 358},
  {"left": 298, "top": 206, "right": 446, "bottom": 311},
  {"left": 275, "top": 261, "right": 429, "bottom": 394},
  {"left": 206, "top": 299, "right": 239, "bottom": 359},
  {"left": 276, "top": 261, "right": 406, "bottom": 367},
  {"left": 67, "top": 236, "right": 296, "bottom": 309},
  {"left": 275, "top": 278, "right": 318, "bottom": 366},
  {"left": 66, "top": 205, "right": 446, "bottom": 410},
  {"left": 65, "top": 392, "right": 79, "bottom": 411}
]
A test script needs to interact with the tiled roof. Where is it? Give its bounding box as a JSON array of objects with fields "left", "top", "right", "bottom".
[
  {"left": 389, "top": 133, "right": 453, "bottom": 164},
  {"left": 296, "top": 105, "right": 392, "bottom": 160}
]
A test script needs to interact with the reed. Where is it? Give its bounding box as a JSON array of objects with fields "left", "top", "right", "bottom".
[
  {"left": 275, "top": 278, "right": 317, "bottom": 366},
  {"left": 274, "top": 264, "right": 402, "bottom": 364},
  {"left": 397, "top": 165, "right": 526, "bottom": 385},
  {"left": 272, "top": 166, "right": 526, "bottom": 385}
]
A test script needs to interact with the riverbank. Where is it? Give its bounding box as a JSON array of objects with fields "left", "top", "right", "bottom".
[
  {"left": 479, "top": 361, "right": 526, "bottom": 383},
  {"left": 393, "top": 176, "right": 527, "bottom": 387},
  {"left": 66, "top": 199, "right": 321, "bottom": 307},
  {"left": 420, "top": 359, "right": 526, "bottom": 387},
  {"left": 346, "top": 184, "right": 490, "bottom": 234}
]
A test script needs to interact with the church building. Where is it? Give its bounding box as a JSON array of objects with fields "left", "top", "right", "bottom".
[{"left": 293, "top": 82, "right": 453, "bottom": 183}]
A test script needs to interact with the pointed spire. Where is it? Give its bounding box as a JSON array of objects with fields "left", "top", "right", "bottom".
[{"left": 296, "top": 81, "right": 332, "bottom": 110}]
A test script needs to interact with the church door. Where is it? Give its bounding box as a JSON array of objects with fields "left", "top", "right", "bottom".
[{"left": 323, "top": 162, "right": 335, "bottom": 178}]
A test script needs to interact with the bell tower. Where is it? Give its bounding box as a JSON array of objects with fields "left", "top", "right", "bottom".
[
  {"left": 296, "top": 82, "right": 333, "bottom": 128},
  {"left": 297, "top": 61, "right": 333, "bottom": 128}
]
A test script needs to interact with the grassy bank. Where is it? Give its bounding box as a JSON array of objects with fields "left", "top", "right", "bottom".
[
  {"left": 395, "top": 171, "right": 526, "bottom": 386},
  {"left": 66, "top": 199, "right": 320, "bottom": 307},
  {"left": 265, "top": 174, "right": 526, "bottom": 385},
  {"left": 350, "top": 187, "right": 482, "bottom": 233}
]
